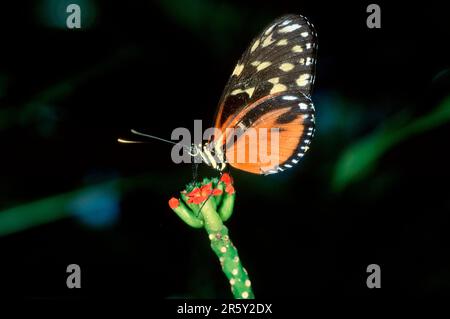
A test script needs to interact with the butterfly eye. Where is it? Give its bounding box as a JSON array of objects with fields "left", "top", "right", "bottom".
[{"left": 188, "top": 145, "right": 200, "bottom": 157}]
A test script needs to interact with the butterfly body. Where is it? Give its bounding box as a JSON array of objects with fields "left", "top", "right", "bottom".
[
  {"left": 189, "top": 142, "right": 227, "bottom": 172},
  {"left": 203, "top": 14, "right": 318, "bottom": 175}
]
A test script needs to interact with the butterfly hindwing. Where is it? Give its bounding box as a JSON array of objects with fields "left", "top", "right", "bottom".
[
  {"left": 224, "top": 90, "right": 315, "bottom": 175},
  {"left": 214, "top": 14, "right": 318, "bottom": 132}
]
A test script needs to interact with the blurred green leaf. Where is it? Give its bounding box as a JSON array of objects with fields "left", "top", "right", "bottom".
[
  {"left": 0, "top": 171, "right": 183, "bottom": 237},
  {"left": 0, "top": 181, "right": 116, "bottom": 237},
  {"left": 333, "top": 95, "right": 450, "bottom": 191}
]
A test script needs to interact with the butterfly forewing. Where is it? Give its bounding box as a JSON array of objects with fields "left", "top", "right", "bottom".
[
  {"left": 214, "top": 14, "right": 318, "bottom": 131},
  {"left": 213, "top": 14, "right": 318, "bottom": 175}
]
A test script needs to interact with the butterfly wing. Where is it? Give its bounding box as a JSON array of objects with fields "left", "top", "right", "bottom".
[
  {"left": 214, "top": 14, "right": 317, "bottom": 131},
  {"left": 224, "top": 90, "right": 315, "bottom": 174},
  {"left": 213, "top": 14, "right": 318, "bottom": 174}
]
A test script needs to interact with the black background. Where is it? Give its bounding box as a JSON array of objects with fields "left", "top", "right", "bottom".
[{"left": 0, "top": 0, "right": 449, "bottom": 302}]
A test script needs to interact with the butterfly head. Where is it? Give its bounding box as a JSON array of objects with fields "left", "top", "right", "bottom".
[{"left": 189, "top": 142, "right": 227, "bottom": 172}]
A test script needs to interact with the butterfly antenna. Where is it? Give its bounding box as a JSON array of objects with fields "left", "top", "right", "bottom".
[
  {"left": 117, "top": 138, "right": 146, "bottom": 144},
  {"left": 130, "top": 129, "right": 179, "bottom": 145},
  {"left": 118, "top": 129, "right": 192, "bottom": 152}
]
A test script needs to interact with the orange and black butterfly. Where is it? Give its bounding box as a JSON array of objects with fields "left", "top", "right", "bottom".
[
  {"left": 195, "top": 14, "right": 317, "bottom": 175},
  {"left": 121, "top": 14, "right": 317, "bottom": 175}
]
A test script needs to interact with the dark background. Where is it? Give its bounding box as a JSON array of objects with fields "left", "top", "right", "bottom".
[{"left": 0, "top": 0, "right": 449, "bottom": 300}]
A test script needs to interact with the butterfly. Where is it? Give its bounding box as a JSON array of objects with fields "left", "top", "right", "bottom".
[
  {"left": 192, "top": 14, "right": 317, "bottom": 175},
  {"left": 120, "top": 14, "right": 317, "bottom": 176}
]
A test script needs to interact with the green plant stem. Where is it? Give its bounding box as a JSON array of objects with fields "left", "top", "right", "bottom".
[
  {"left": 202, "top": 198, "right": 254, "bottom": 299},
  {"left": 169, "top": 176, "right": 254, "bottom": 298}
]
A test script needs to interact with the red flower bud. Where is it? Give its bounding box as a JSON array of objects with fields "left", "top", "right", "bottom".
[
  {"left": 225, "top": 184, "right": 235, "bottom": 195},
  {"left": 220, "top": 173, "right": 233, "bottom": 185},
  {"left": 185, "top": 183, "right": 223, "bottom": 205},
  {"left": 168, "top": 197, "right": 180, "bottom": 209}
]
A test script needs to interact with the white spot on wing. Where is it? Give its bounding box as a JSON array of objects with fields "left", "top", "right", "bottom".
[
  {"left": 292, "top": 45, "right": 303, "bottom": 53},
  {"left": 276, "top": 39, "right": 288, "bottom": 46},
  {"left": 270, "top": 83, "right": 287, "bottom": 94},
  {"left": 296, "top": 73, "right": 310, "bottom": 87},
  {"left": 265, "top": 24, "right": 276, "bottom": 35},
  {"left": 301, "top": 32, "right": 309, "bottom": 37},
  {"left": 251, "top": 39, "right": 260, "bottom": 53},
  {"left": 279, "top": 24, "right": 301, "bottom": 33},
  {"left": 245, "top": 87, "right": 255, "bottom": 98},
  {"left": 268, "top": 77, "right": 279, "bottom": 84},
  {"left": 282, "top": 96, "right": 298, "bottom": 101},
  {"left": 232, "top": 64, "right": 244, "bottom": 77},
  {"left": 256, "top": 61, "right": 272, "bottom": 71},
  {"left": 231, "top": 87, "right": 255, "bottom": 98},
  {"left": 279, "top": 63, "right": 295, "bottom": 72},
  {"left": 299, "top": 103, "right": 308, "bottom": 110},
  {"left": 262, "top": 33, "right": 275, "bottom": 47}
]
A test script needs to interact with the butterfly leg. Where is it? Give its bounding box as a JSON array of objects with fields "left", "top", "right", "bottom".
[{"left": 192, "top": 162, "right": 198, "bottom": 183}]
